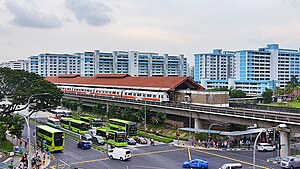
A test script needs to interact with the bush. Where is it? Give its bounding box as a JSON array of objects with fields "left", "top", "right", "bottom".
[{"left": 137, "top": 131, "right": 173, "bottom": 143}]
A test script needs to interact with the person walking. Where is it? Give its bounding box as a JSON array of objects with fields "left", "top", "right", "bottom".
[{"left": 246, "top": 140, "right": 251, "bottom": 150}]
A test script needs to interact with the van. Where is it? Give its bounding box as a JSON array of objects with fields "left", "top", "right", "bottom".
[
  {"left": 281, "top": 156, "right": 300, "bottom": 169},
  {"left": 108, "top": 148, "right": 131, "bottom": 161},
  {"left": 91, "top": 135, "right": 105, "bottom": 145},
  {"left": 219, "top": 163, "right": 242, "bottom": 169}
]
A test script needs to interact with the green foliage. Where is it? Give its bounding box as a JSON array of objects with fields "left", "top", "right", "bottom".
[
  {"left": 229, "top": 89, "right": 246, "bottom": 98},
  {"left": 285, "top": 83, "right": 294, "bottom": 94},
  {"left": 0, "top": 123, "right": 7, "bottom": 142},
  {"left": 289, "top": 76, "right": 299, "bottom": 88},
  {"left": 262, "top": 88, "right": 273, "bottom": 103},
  {"left": 137, "top": 131, "right": 173, "bottom": 143},
  {"left": 62, "top": 98, "right": 82, "bottom": 111},
  {"left": 8, "top": 115, "right": 25, "bottom": 139},
  {"left": 274, "top": 86, "right": 284, "bottom": 95},
  {"left": 155, "top": 112, "right": 167, "bottom": 125},
  {"left": 228, "top": 124, "right": 247, "bottom": 131},
  {"left": 0, "top": 140, "right": 14, "bottom": 152}
]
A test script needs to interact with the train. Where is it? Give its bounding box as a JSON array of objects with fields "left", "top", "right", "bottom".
[{"left": 57, "top": 85, "right": 169, "bottom": 102}]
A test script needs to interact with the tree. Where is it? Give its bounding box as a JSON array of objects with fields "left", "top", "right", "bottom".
[
  {"left": 0, "top": 68, "right": 63, "bottom": 142},
  {"left": 156, "top": 112, "right": 167, "bottom": 125},
  {"left": 274, "top": 86, "right": 284, "bottom": 95},
  {"left": 289, "top": 76, "right": 299, "bottom": 88},
  {"left": 0, "top": 68, "right": 63, "bottom": 116},
  {"left": 284, "top": 83, "right": 294, "bottom": 94},
  {"left": 229, "top": 89, "right": 246, "bottom": 98},
  {"left": 262, "top": 88, "right": 273, "bottom": 103}
]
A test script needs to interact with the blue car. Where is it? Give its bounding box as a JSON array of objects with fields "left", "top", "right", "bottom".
[
  {"left": 77, "top": 141, "right": 92, "bottom": 149},
  {"left": 182, "top": 159, "right": 208, "bottom": 169}
]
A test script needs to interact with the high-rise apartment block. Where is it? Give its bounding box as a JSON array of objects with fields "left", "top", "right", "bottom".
[
  {"left": 0, "top": 60, "right": 29, "bottom": 71},
  {"left": 25, "top": 50, "right": 188, "bottom": 77},
  {"left": 194, "top": 44, "right": 300, "bottom": 96}
]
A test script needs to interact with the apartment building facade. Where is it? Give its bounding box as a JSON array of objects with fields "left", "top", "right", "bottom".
[
  {"left": 26, "top": 50, "right": 187, "bottom": 77},
  {"left": 0, "top": 60, "right": 29, "bottom": 71},
  {"left": 194, "top": 44, "right": 300, "bottom": 96}
]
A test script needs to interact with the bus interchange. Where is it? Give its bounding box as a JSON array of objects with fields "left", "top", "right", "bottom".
[{"left": 41, "top": 112, "right": 138, "bottom": 152}]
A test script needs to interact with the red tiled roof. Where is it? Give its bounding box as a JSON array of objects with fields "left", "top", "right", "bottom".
[
  {"left": 58, "top": 74, "right": 80, "bottom": 78},
  {"left": 45, "top": 75, "right": 205, "bottom": 91}
]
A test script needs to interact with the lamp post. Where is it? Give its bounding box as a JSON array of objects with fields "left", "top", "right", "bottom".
[
  {"left": 144, "top": 105, "right": 147, "bottom": 132},
  {"left": 105, "top": 101, "right": 109, "bottom": 151},
  {"left": 252, "top": 124, "right": 287, "bottom": 169},
  {"left": 18, "top": 93, "right": 49, "bottom": 169},
  {"left": 185, "top": 88, "right": 191, "bottom": 147}
]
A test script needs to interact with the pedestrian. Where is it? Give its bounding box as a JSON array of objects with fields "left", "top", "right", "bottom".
[
  {"left": 25, "top": 141, "right": 28, "bottom": 149},
  {"left": 19, "top": 140, "right": 23, "bottom": 146},
  {"left": 239, "top": 139, "right": 243, "bottom": 148},
  {"left": 8, "top": 159, "right": 14, "bottom": 169},
  {"left": 246, "top": 140, "right": 251, "bottom": 149}
]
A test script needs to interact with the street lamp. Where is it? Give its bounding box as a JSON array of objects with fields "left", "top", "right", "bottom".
[
  {"left": 16, "top": 93, "right": 49, "bottom": 169},
  {"left": 252, "top": 124, "right": 287, "bottom": 169},
  {"left": 185, "top": 88, "right": 192, "bottom": 147},
  {"left": 105, "top": 101, "right": 109, "bottom": 151}
]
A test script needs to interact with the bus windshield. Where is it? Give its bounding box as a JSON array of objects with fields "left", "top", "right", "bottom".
[{"left": 54, "top": 132, "right": 64, "bottom": 146}]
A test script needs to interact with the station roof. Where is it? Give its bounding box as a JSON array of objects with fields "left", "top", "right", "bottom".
[{"left": 45, "top": 74, "right": 205, "bottom": 92}]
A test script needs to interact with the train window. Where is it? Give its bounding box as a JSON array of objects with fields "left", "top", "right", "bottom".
[
  {"left": 153, "top": 95, "right": 156, "bottom": 98},
  {"left": 137, "top": 93, "right": 141, "bottom": 96}
]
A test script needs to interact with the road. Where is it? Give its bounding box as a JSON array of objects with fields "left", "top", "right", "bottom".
[
  {"left": 21, "top": 115, "right": 282, "bottom": 169},
  {"left": 50, "top": 144, "right": 281, "bottom": 169}
]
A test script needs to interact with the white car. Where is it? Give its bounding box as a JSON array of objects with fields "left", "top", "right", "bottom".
[
  {"left": 219, "top": 163, "right": 242, "bottom": 169},
  {"left": 108, "top": 148, "right": 131, "bottom": 161},
  {"left": 257, "top": 143, "right": 275, "bottom": 152}
]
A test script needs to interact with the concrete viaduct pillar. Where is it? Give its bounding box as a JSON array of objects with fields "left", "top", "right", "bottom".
[
  {"left": 194, "top": 118, "right": 202, "bottom": 129},
  {"left": 280, "top": 131, "right": 290, "bottom": 158}
]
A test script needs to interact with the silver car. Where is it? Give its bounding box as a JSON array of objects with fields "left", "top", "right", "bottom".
[{"left": 281, "top": 156, "right": 300, "bottom": 169}]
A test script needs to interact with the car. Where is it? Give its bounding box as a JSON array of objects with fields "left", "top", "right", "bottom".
[
  {"left": 281, "top": 156, "right": 300, "bottom": 169},
  {"left": 92, "top": 135, "right": 105, "bottom": 145},
  {"left": 108, "top": 148, "right": 131, "bottom": 161},
  {"left": 219, "top": 163, "right": 242, "bottom": 169},
  {"left": 182, "top": 159, "right": 208, "bottom": 168},
  {"left": 134, "top": 137, "right": 148, "bottom": 144},
  {"left": 125, "top": 138, "right": 136, "bottom": 145},
  {"left": 257, "top": 143, "right": 275, "bottom": 152},
  {"left": 77, "top": 141, "right": 92, "bottom": 149},
  {"left": 81, "top": 134, "right": 92, "bottom": 142}
]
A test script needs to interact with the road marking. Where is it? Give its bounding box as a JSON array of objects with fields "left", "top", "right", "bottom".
[
  {"left": 187, "top": 147, "right": 192, "bottom": 160},
  {"left": 53, "top": 147, "right": 186, "bottom": 166},
  {"left": 193, "top": 149, "right": 269, "bottom": 169},
  {"left": 130, "top": 165, "right": 167, "bottom": 169}
]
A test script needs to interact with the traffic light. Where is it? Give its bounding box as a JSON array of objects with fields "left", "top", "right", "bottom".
[
  {"left": 105, "top": 135, "right": 110, "bottom": 140},
  {"left": 176, "top": 132, "right": 180, "bottom": 137}
]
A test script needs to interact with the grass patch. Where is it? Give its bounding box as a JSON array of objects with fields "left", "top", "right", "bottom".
[
  {"left": 0, "top": 140, "right": 14, "bottom": 152},
  {"left": 138, "top": 131, "right": 173, "bottom": 143},
  {"left": 259, "top": 101, "right": 300, "bottom": 108}
]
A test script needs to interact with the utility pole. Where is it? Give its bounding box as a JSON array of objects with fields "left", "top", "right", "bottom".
[
  {"left": 144, "top": 105, "right": 147, "bottom": 132},
  {"left": 106, "top": 101, "right": 109, "bottom": 151}
]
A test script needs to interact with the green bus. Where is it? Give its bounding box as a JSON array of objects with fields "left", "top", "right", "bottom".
[
  {"left": 36, "top": 125, "right": 65, "bottom": 152},
  {"left": 96, "top": 128, "right": 127, "bottom": 147},
  {"left": 60, "top": 117, "right": 90, "bottom": 134},
  {"left": 109, "top": 119, "right": 137, "bottom": 136},
  {"left": 80, "top": 116, "right": 104, "bottom": 128}
]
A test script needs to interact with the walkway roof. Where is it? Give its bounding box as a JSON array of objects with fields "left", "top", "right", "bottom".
[
  {"left": 178, "top": 128, "right": 269, "bottom": 136},
  {"left": 45, "top": 74, "right": 205, "bottom": 92}
]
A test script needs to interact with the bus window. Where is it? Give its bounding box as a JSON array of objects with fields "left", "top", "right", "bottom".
[{"left": 54, "top": 132, "right": 64, "bottom": 146}]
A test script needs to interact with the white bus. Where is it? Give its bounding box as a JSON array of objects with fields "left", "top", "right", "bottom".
[{"left": 47, "top": 117, "right": 61, "bottom": 128}]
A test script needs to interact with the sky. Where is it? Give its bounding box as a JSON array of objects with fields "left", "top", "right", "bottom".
[{"left": 0, "top": 0, "right": 300, "bottom": 66}]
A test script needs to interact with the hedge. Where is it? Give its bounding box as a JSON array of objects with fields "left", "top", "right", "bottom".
[{"left": 137, "top": 131, "right": 173, "bottom": 143}]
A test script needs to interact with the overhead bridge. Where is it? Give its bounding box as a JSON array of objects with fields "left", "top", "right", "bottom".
[{"left": 64, "top": 93, "right": 300, "bottom": 130}]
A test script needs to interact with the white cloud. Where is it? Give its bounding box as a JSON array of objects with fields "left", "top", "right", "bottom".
[
  {"left": 65, "top": 0, "right": 113, "bottom": 26},
  {"left": 4, "top": 0, "right": 62, "bottom": 28}
]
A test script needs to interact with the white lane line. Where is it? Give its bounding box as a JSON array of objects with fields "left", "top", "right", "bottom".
[{"left": 130, "top": 165, "right": 167, "bottom": 169}]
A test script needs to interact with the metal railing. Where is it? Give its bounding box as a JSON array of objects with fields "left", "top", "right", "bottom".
[{"left": 64, "top": 93, "right": 300, "bottom": 125}]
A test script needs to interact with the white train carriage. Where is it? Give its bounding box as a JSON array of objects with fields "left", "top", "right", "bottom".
[
  {"left": 57, "top": 86, "right": 73, "bottom": 93},
  {"left": 58, "top": 85, "right": 169, "bottom": 102},
  {"left": 73, "top": 87, "right": 94, "bottom": 95},
  {"left": 94, "top": 88, "right": 123, "bottom": 98},
  {"left": 122, "top": 90, "right": 169, "bottom": 102}
]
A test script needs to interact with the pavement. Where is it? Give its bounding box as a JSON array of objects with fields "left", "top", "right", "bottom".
[{"left": 1, "top": 133, "right": 51, "bottom": 169}]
